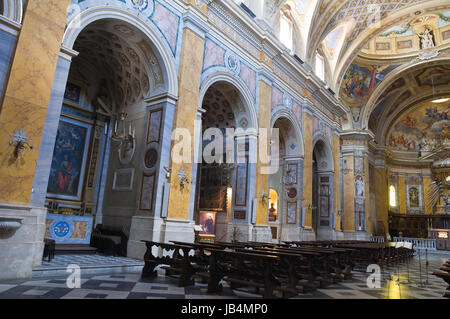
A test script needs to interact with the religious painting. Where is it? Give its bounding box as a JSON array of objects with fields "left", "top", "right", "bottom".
[
  {"left": 199, "top": 211, "right": 216, "bottom": 235},
  {"left": 234, "top": 158, "right": 248, "bottom": 207},
  {"left": 415, "top": 66, "right": 450, "bottom": 87},
  {"left": 408, "top": 187, "right": 419, "bottom": 208},
  {"left": 64, "top": 82, "right": 83, "bottom": 106},
  {"left": 47, "top": 117, "right": 91, "bottom": 201},
  {"left": 387, "top": 101, "right": 450, "bottom": 152},
  {"left": 286, "top": 163, "right": 298, "bottom": 185},
  {"left": 340, "top": 63, "right": 390, "bottom": 107},
  {"left": 286, "top": 201, "right": 297, "bottom": 224},
  {"left": 319, "top": 185, "right": 330, "bottom": 218}
]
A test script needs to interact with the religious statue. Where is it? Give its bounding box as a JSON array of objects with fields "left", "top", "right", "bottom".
[
  {"left": 418, "top": 27, "right": 434, "bottom": 50},
  {"left": 268, "top": 203, "right": 277, "bottom": 222}
]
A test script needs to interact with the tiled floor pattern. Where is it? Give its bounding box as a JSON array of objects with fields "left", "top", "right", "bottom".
[{"left": 0, "top": 251, "right": 448, "bottom": 299}]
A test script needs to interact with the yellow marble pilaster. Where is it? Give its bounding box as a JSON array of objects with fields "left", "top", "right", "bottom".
[
  {"left": 423, "top": 177, "right": 433, "bottom": 214},
  {"left": 166, "top": 28, "right": 204, "bottom": 220},
  {"left": 398, "top": 176, "right": 406, "bottom": 214},
  {"left": 375, "top": 167, "right": 388, "bottom": 234},
  {"left": 254, "top": 80, "right": 271, "bottom": 226},
  {"left": 343, "top": 155, "right": 355, "bottom": 231},
  {"left": 302, "top": 112, "right": 313, "bottom": 228},
  {"left": 333, "top": 134, "right": 341, "bottom": 231},
  {"left": 0, "top": 0, "right": 71, "bottom": 204},
  {"left": 364, "top": 156, "right": 371, "bottom": 233}
]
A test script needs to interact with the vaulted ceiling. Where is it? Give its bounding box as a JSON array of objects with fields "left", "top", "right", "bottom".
[{"left": 272, "top": 1, "right": 450, "bottom": 135}]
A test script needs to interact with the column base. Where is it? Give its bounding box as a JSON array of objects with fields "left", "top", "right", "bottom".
[
  {"left": 127, "top": 216, "right": 165, "bottom": 260},
  {"left": 299, "top": 227, "right": 316, "bottom": 241},
  {"left": 342, "top": 231, "right": 372, "bottom": 241},
  {"left": 251, "top": 225, "right": 272, "bottom": 242},
  {"left": 0, "top": 203, "right": 46, "bottom": 280}
]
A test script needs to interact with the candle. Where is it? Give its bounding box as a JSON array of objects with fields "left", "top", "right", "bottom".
[{"left": 114, "top": 120, "right": 117, "bottom": 133}]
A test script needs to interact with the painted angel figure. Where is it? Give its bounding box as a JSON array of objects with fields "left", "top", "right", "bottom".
[{"left": 418, "top": 27, "right": 434, "bottom": 50}]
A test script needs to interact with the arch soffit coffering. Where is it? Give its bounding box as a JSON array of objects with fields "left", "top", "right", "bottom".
[
  {"left": 62, "top": 5, "right": 178, "bottom": 99},
  {"left": 198, "top": 71, "right": 259, "bottom": 135},
  {"left": 271, "top": 108, "right": 304, "bottom": 158},
  {"left": 312, "top": 132, "right": 334, "bottom": 173}
]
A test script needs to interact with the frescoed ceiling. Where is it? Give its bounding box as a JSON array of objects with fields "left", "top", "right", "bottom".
[
  {"left": 367, "top": 64, "right": 450, "bottom": 154},
  {"left": 274, "top": 0, "right": 450, "bottom": 131},
  {"left": 71, "top": 19, "right": 165, "bottom": 109}
]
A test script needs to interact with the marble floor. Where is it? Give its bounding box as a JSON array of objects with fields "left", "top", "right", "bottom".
[{"left": 0, "top": 251, "right": 448, "bottom": 299}]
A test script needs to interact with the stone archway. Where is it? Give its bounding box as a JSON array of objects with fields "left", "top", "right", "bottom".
[
  {"left": 195, "top": 73, "right": 259, "bottom": 242},
  {"left": 269, "top": 109, "right": 304, "bottom": 242},
  {"left": 32, "top": 7, "right": 178, "bottom": 259}
]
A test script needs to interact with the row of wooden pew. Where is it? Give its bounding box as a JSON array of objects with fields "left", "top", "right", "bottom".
[
  {"left": 433, "top": 259, "right": 450, "bottom": 298},
  {"left": 140, "top": 240, "right": 414, "bottom": 299}
]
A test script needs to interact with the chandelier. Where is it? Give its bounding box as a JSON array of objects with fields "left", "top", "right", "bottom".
[{"left": 111, "top": 111, "right": 136, "bottom": 164}]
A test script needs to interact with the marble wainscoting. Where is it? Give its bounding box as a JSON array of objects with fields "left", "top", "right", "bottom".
[{"left": 0, "top": 203, "right": 47, "bottom": 279}]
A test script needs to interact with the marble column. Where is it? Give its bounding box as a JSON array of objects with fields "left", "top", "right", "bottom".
[
  {"left": 333, "top": 131, "right": 342, "bottom": 232},
  {"left": 374, "top": 151, "right": 389, "bottom": 236},
  {"left": 302, "top": 108, "right": 314, "bottom": 231},
  {"left": 164, "top": 15, "right": 206, "bottom": 243},
  {"left": 0, "top": 0, "right": 72, "bottom": 279},
  {"left": 252, "top": 77, "right": 272, "bottom": 242},
  {"left": 341, "top": 131, "right": 372, "bottom": 240}
]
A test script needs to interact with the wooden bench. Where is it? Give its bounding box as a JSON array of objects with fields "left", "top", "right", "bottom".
[
  {"left": 433, "top": 259, "right": 450, "bottom": 298},
  {"left": 141, "top": 240, "right": 196, "bottom": 287}
]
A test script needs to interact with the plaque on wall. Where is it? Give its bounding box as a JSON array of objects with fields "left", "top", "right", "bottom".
[
  {"left": 139, "top": 173, "right": 155, "bottom": 211},
  {"left": 287, "top": 163, "right": 298, "bottom": 185},
  {"left": 147, "top": 109, "right": 162, "bottom": 144},
  {"left": 112, "top": 168, "right": 135, "bottom": 191},
  {"left": 233, "top": 210, "right": 246, "bottom": 220}
]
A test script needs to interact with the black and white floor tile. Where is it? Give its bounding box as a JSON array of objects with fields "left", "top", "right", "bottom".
[{"left": 0, "top": 251, "right": 448, "bottom": 299}]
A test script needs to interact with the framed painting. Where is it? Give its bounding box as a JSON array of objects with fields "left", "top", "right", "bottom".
[
  {"left": 286, "top": 163, "right": 298, "bottom": 185},
  {"left": 63, "top": 81, "right": 84, "bottom": 107},
  {"left": 199, "top": 211, "right": 216, "bottom": 235},
  {"left": 46, "top": 117, "right": 92, "bottom": 201},
  {"left": 286, "top": 201, "right": 297, "bottom": 224}
]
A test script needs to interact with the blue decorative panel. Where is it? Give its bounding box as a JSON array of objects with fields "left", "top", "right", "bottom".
[{"left": 46, "top": 214, "right": 93, "bottom": 244}]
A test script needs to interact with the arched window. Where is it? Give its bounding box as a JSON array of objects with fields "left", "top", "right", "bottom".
[
  {"left": 315, "top": 53, "right": 325, "bottom": 82},
  {"left": 279, "top": 12, "right": 293, "bottom": 52},
  {"left": 389, "top": 185, "right": 397, "bottom": 207}
]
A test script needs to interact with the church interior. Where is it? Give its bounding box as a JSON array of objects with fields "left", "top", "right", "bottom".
[{"left": 0, "top": 0, "right": 449, "bottom": 300}]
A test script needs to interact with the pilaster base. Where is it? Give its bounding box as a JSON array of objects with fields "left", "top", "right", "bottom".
[
  {"left": 251, "top": 225, "right": 272, "bottom": 242},
  {"left": 299, "top": 227, "right": 316, "bottom": 241},
  {"left": 0, "top": 203, "right": 46, "bottom": 279},
  {"left": 127, "top": 216, "right": 165, "bottom": 260},
  {"left": 342, "top": 231, "right": 372, "bottom": 241}
]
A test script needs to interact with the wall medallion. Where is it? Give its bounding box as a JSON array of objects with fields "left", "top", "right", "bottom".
[{"left": 144, "top": 148, "right": 158, "bottom": 169}]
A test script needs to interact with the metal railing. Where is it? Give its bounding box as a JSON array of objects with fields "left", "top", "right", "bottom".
[
  {"left": 370, "top": 236, "right": 385, "bottom": 243},
  {"left": 392, "top": 237, "right": 436, "bottom": 250}
]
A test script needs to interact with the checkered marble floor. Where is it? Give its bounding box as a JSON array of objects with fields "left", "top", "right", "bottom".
[
  {"left": 37, "top": 254, "right": 144, "bottom": 270},
  {"left": 0, "top": 251, "right": 448, "bottom": 299}
]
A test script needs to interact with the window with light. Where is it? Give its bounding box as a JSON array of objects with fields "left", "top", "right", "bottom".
[
  {"left": 315, "top": 53, "right": 325, "bottom": 82},
  {"left": 389, "top": 185, "right": 397, "bottom": 207},
  {"left": 280, "top": 14, "right": 293, "bottom": 52}
]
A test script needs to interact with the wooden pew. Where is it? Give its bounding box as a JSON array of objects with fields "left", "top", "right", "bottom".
[
  {"left": 433, "top": 259, "right": 450, "bottom": 298},
  {"left": 141, "top": 240, "right": 196, "bottom": 287}
]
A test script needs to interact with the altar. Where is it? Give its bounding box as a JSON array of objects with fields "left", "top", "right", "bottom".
[{"left": 45, "top": 213, "right": 93, "bottom": 244}]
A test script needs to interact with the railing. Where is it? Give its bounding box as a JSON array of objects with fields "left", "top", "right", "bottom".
[
  {"left": 370, "top": 236, "right": 385, "bottom": 243},
  {"left": 392, "top": 237, "right": 436, "bottom": 250}
]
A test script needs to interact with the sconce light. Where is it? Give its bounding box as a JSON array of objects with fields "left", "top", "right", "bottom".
[
  {"left": 178, "top": 169, "right": 192, "bottom": 191},
  {"left": 8, "top": 128, "right": 34, "bottom": 158},
  {"left": 111, "top": 111, "right": 136, "bottom": 165},
  {"left": 163, "top": 166, "right": 171, "bottom": 181},
  {"left": 261, "top": 189, "right": 271, "bottom": 204}
]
